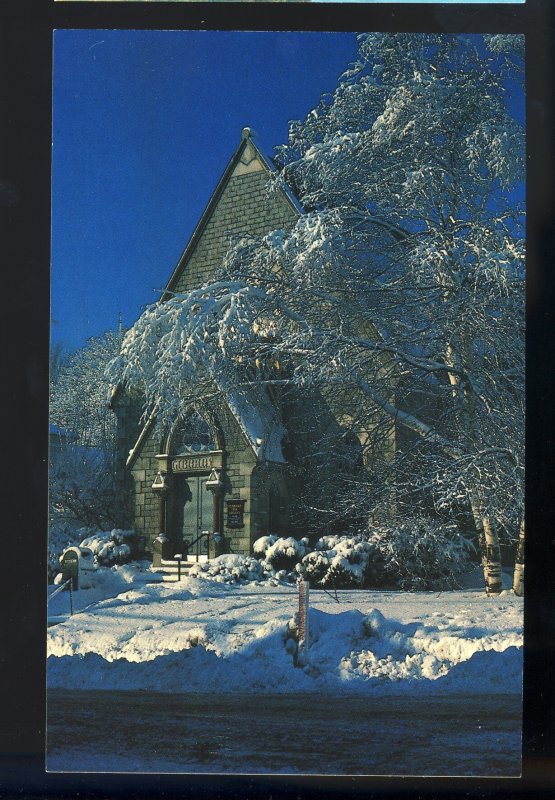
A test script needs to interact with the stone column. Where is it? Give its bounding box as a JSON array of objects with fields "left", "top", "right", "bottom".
[
  {"left": 206, "top": 468, "right": 224, "bottom": 557},
  {"left": 152, "top": 471, "right": 172, "bottom": 566}
]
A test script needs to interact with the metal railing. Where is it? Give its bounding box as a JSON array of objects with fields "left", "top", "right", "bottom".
[
  {"left": 47, "top": 578, "right": 74, "bottom": 616},
  {"left": 182, "top": 530, "right": 211, "bottom": 562}
]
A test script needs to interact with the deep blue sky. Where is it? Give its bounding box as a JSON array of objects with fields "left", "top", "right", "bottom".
[
  {"left": 51, "top": 30, "right": 359, "bottom": 353},
  {"left": 52, "top": 30, "right": 524, "bottom": 354}
]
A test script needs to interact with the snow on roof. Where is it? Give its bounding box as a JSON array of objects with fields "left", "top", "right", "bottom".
[
  {"left": 218, "top": 379, "right": 287, "bottom": 464},
  {"left": 119, "top": 129, "right": 299, "bottom": 467},
  {"left": 123, "top": 377, "right": 288, "bottom": 469}
]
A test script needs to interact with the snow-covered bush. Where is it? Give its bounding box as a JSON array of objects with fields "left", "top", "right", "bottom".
[
  {"left": 299, "top": 534, "right": 384, "bottom": 589},
  {"left": 78, "top": 529, "right": 136, "bottom": 566},
  {"left": 298, "top": 550, "right": 329, "bottom": 586},
  {"left": 367, "top": 519, "right": 475, "bottom": 591},
  {"left": 117, "top": 525, "right": 472, "bottom": 591},
  {"left": 188, "top": 545, "right": 306, "bottom": 586},
  {"left": 252, "top": 535, "right": 278, "bottom": 558},
  {"left": 252, "top": 535, "right": 309, "bottom": 572},
  {"left": 253, "top": 525, "right": 474, "bottom": 591},
  {"left": 188, "top": 554, "right": 267, "bottom": 584},
  {"left": 319, "top": 537, "right": 377, "bottom": 588},
  {"left": 252, "top": 534, "right": 377, "bottom": 588}
]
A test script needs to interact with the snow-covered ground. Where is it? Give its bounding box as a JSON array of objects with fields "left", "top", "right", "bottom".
[{"left": 47, "top": 563, "right": 522, "bottom": 696}]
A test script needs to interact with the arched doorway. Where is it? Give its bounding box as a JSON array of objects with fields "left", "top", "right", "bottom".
[
  {"left": 173, "top": 474, "right": 214, "bottom": 558},
  {"left": 165, "top": 410, "right": 224, "bottom": 559}
]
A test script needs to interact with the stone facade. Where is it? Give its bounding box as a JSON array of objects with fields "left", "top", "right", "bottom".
[
  {"left": 164, "top": 132, "right": 297, "bottom": 297},
  {"left": 171, "top": 172, "right": 296, "bottom": 295}
]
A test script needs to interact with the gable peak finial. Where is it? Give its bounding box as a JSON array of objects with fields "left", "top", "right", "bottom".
[{"left": 241, "top": 127, "right": 252, "bottom": 140}]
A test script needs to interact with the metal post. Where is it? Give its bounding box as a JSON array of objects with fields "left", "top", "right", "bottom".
[
  {"left": 69, "top": 579, "right": 74, "bottom": 616},
  {"left": 202, "top": 530, "right": 210, "bottom": 561},
  {"left": 297, "top": 580, "right": 310, "bottom": 667}
]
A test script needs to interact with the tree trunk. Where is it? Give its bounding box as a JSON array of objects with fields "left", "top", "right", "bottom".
[
  {"left": 482, "top": 515, "right": 503, "bottom": 595},
  {"left": 513, "top": 519, "right": 525, "bottom": 597},
  {"left": 470, "top": 494, "right": 503, "bottom": 595}
]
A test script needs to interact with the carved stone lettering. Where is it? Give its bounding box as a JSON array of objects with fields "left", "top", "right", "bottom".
[
  {"left": 170, "top": 451, "right": 223, "bottom": 473},
  {"left": 172, "top": 455, "right": 213, "bottom": 473}
]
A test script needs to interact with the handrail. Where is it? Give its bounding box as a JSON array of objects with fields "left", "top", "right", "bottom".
[
  {"left": 183, "top": 530, "right": 211, "bottom": 562},
  {"left": 48, "top": 578, "right": 72, "bottom": 602},
  {"left": 47, "top": 578, "right": 74, "bottom": 615}
]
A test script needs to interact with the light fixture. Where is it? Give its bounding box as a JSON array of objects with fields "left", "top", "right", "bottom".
[
  {"left": 205, "top": 468, "right": 223, "bottom": 492},
  {"left": 152, "top": 471, "right": 168, "bottom": 492}
]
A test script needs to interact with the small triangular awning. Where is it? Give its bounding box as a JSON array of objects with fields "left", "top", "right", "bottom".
[
  {"left": 217, "top": 377, "right": 288, "bottom": 464},
  {"left": 125, "top": 381, "right": 287, "bottom": 469}
]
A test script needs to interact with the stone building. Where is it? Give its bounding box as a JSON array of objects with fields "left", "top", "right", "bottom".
[{"left": 111, "top": 128, "right": 347, "bottom": 565}]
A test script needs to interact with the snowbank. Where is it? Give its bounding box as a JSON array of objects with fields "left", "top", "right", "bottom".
[
  {"left": 47, "top": 572, "right": 523, "bottom": 697},
  {"left": 47, "top": 561, "right": 162, "bottom": 618}
]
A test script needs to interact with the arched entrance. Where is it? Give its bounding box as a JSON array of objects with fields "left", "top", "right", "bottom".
[
  {"left": 160, "top": 410, "right": 224, "bottom": 560},
  {"left": 173, "top": 474, "right": 214, "bottom": 559}
]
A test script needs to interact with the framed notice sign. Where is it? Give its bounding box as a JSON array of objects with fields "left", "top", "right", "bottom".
[{"left": 226, "top": 499, "right": 245, "bottom": 529}]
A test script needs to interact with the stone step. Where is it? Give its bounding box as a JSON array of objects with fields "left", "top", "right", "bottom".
[
  {"left": 150, "top": 556, "right": 209, "bottom": 582},
  {"left": 157, "top": 564, "right": 193, "bottom": 574},
  {"left": 159, "top": 559, "right": 207, "bottom": 571},
  {"left": 149, "top": 568, "right": 192, "bottom": 583}
]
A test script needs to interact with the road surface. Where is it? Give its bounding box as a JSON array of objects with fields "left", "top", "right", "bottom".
[{"left": 47, "top": 689, "right": 521, "bottom": 776}]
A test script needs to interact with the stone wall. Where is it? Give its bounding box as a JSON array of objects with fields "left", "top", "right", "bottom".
[
  {"left": 214, "top": 404, "right": 258, "bottom": 555},
  {"left": 129, "top": 426, "right": 161, "bottom": 555},
  {"left": 111, "top": 389, "right": 145, "bottom": 530},
  {"left": 173, "top": 170, "right": 296, "bottom": 293}
]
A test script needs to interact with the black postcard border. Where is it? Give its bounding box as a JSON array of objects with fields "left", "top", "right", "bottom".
[{"left": 1, "top": 1, "right": 554, "bottom": 797}]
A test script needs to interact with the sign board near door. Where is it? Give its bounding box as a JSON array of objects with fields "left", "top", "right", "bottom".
[{"left": 226, "top": 499, "right": 245, "bottom": 529}]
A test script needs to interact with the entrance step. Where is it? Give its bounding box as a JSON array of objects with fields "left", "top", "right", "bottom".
[
  {"left": 161, "top": 556, "right": 209, "bottom": 566},
  {"left": 151, "top": 556, "right": 210, "bottom": 582}
]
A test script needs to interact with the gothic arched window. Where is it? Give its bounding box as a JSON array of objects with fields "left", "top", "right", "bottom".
[{"left": 171, "top": 411, "right": 216, "bottom": 455}]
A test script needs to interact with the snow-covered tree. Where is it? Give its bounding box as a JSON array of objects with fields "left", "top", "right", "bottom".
[
  {"left": 109, "top": 34, "right": 524, "bottom": 594},
  {"left": 50, "top": 329, "right": 127, "bottom": 530},
  {"left": 51, "top": 329, "right": 126, "bottom": 453}
]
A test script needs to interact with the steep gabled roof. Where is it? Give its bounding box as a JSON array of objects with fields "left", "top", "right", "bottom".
[
  {"left": 120, "top": 128, "right": 301, "bottom": 467},
  {"left": 110, "top": 128, "right": 300, "bottom": 412},
  {"left": 161, "top": 127, "right": 301, "bottom": 301},
  {"left": 125, "top": 383, "right": 287, "bottom": 469}
]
